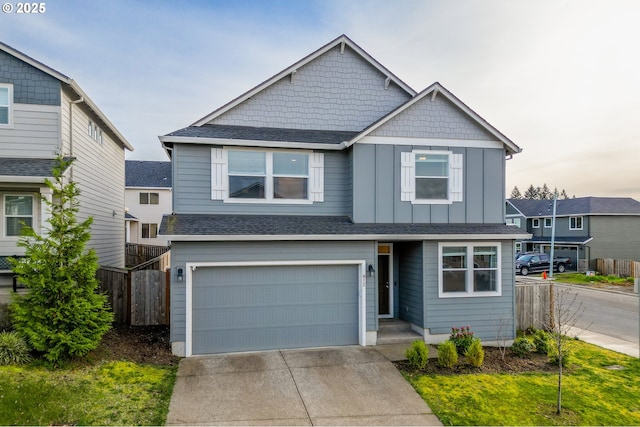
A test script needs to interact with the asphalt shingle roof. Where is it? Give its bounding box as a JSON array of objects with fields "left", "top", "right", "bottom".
[
  {"left": 160, "top": 214, "right": 529, "bottom": 238},
  {"left": 508, "top": 197, "right": 640, "bottom": 217},
  {"left": 125, "top": 160, "right": 172, "bottom": 188},
  {"left": 165, "top": 124, "right": 359, "bottom": 145},
  {"left": 0, "top": 157, "right": 71, "bottom": 178}
]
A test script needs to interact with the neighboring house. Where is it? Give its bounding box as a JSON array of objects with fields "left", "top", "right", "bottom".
[
  {"left": 0, "top": 42, "right": 133, "bottom": 271},
  {"left": 125, "top": 160, "right": 172, "bottom": 246},
  {"left": 159, "top": 35, "right": 530, "bottom": 357},
  {"left": 507, "top": 197, "right": 640, "bottom": 270}
]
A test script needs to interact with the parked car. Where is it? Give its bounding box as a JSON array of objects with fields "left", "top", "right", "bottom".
[{"left": 515, "top": 253, "right": 572, "bottom": 276}]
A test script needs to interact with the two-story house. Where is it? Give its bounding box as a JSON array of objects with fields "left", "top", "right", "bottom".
[
  {"left": 159, "top": 35, "right": 529, "bottom": 357},
  {"left": 0, "top": 42, "right": 133, "bottom": 274},
  {"left": 125, "top": 160, "right": 172, "bottom": 246},
  {"left": 507, "top": 197, "right": 640, "bottom": 270}
]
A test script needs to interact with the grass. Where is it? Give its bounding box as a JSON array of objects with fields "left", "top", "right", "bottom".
[
  {"left": 0, "top": 360, "right": 177, "bottom": 425},
  {"left": 404, "top": 341, "right": 640, "bottom": 426},
  {"left": 554, "top": 272, "right": 634, "bottom": 286}
]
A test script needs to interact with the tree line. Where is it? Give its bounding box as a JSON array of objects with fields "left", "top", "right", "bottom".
[{"left": 510, "top": 184, "right": 575, "bottom": 200}]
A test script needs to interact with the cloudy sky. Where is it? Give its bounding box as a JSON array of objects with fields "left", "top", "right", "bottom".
[{"left": 2, "top": 0, "right": 638, "bottom": 200}]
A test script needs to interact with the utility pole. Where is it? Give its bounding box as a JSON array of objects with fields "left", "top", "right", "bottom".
[{"left": 549, "top": 190, "right": 558, "bottom": 280}]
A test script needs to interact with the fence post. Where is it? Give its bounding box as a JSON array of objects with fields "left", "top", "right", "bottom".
[
  {"left": 165, "top": 268, "right": 171, "bottom": 325},
  {"left": 126, "top": 271, "right": 132, "bottom": 325},
  {"left": 549, "top": 282, "right": 555, "bottom": 329}
]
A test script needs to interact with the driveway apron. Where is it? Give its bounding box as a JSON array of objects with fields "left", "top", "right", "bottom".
[{"left": 166, "top": 346, "right": 442, "bottom": 426}]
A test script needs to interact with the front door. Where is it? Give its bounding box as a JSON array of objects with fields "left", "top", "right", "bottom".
[{"left": 378, "top": 244, "right": 393, "bottom": 318}]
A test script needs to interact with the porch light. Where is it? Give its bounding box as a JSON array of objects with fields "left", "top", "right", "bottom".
[
  {"left": 177, "top": 268, "right": 184, "bottom": 282},
  {"left": 368, "top": 264, "right": 375, "bottom": 276}
]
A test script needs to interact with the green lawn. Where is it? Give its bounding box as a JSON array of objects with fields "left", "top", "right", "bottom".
[
  {"left": 554, "top": 272, "right": 634, "bottom": 286},
  {"left": 0, "top": 360, "right": 177, "bottom": 425},
  {"left": 404, "top": 341, "right": 640, "bottom": 426}
]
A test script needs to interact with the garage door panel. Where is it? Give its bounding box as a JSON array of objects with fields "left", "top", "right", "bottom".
[{"left": 191, "top": 264, "right": 359, "bottom": 354}]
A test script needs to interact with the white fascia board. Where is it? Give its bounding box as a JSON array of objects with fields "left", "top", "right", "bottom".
[
  {"left": 506, "top": 200, "right": 526, "bottom": 217},
  {"left": 158, "top": 135, "right": 347, "bottom": 151},
  {"left": 0, "top": 176, "right": 48, "bottom": 184},
  {"left": 191, "top": 35, "right": 416, "bottom": 127},
  {"left": 126, "top": 186, "right": 172, "bottom": 190},
  {"left": 164, "top": 233, "right": 533, "bottom": 242},
  {"left": 358, "top": 136, "right": 504, "bottom": 150}
]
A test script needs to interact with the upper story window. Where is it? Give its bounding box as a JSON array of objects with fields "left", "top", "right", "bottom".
[
  {"left": 506, "top": 218, "right": 521, "bottom": 227},
  {"left": 0, "top": 84, "right": 13, "bottom": 126},
  {"left": 88, "top": 120, "right": 103, "bottom": 144},
  {"left": 439, "top": 242, "right": 501, "bottom": 298},
  {"left": 569, "top": 216, "right": 583, "bottom": 230},
  {"left": 139, "top": 192, "right": 159, "bottom": 205},
  {"left": 532, "top": 218, "right": 540, "bottom": 228},
  {"left": 4, "top": 195, "right": 33, "bottom": 237},
  {"left": 211, "top": 148, "right": 324, "bottom": 204},
  {"left": 544, "top": 217, "right": 552, "bottom": 228},
  {"left": 400, "top": 150, "right": 463, "bottom": 204}
]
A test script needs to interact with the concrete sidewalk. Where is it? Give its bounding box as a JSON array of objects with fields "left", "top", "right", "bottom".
[{"left": 567, "top": 326, "right": 639, "bottom": 358}]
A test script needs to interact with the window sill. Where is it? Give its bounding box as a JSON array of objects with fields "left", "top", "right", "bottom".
[
  {"left": 438, "top": 291, "right": 502, "bottom": 298},
  {"left": 222, "top": 198, "right": 314, "bottom": 205},
  {"left": 409, "top": 199, "right": 453, "bottom": 205}
]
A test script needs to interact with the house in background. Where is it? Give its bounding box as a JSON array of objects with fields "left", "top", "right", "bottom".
[
  {"left": 160, "top": 35, "right": 530, "bottom": 357},
  {"left": 125, "top": 160, "right": 172, "bottom": 246},
  {"left": 507, "top": 197, "right": 640, "bottom": 270},
  {"left": 0, "top": 42, "right": 133, "bottom": 276}
]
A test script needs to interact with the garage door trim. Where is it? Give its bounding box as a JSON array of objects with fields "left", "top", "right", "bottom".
[{"left": 185, "top": 260, "right": 367, "bottom": 357}]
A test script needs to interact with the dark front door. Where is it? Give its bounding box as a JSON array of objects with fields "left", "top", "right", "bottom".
[{"left": 378, "top": 254, "right": 391, "bottom": 317}]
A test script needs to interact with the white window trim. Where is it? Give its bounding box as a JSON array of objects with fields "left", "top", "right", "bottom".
[
  {"left": 141, "top": 223, "right": 158, "bottom": 239},
  {"left": 3, "top": 194, "right": 34, "bottom": 238},
  {"left": 544, "top": 217, "right": 552, "bottom": 228},
  {"left": 0, "top": 83, "right": 13, "bottom": 127},
  {"left": 401, "top": 150, "right": 463, "bottom": 205},
  {"left": 139, "top": 192, "right": 160, "bottom": 205},
  {"left": 212, "top": 147, "right": 323, "bottom": 205},
  {"left": 438, "top": 242, "right": 502, "bottom": 298},
  {"left": 569, "top": 216, "right": 583, "bottom": 230},
  {"left": 532, "top": 218, "right": 540, "bottom": 228}
]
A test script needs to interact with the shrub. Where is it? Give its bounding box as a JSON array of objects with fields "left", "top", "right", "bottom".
[
  {"left": 533, "top": 330, "right": 550, "bottom": 354},
  {"left": 450, "top": 325, "right": 475, "bottom": 355},
  {"left": 0, "top": 303, "right": 12, "bottom": 332},
  {"left": 437, "top": 340, "right": 458, "bottom": 368},
  {"left": 548, "top": 344, "right": 573, "bottom": 367},
  {"left": 464, "top": 338, "right": 485, "bottom": 367},
  {"left": 405, "top": 340, "right": 429, "bottom": 370},
  {"left": 0, "top": 331, "right": 31, "bottom": 365},
  {"left": 511, "top": 337, "right": 535, "bottom": 358}
]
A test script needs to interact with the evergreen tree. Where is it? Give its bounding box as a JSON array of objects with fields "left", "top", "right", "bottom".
[
  {"left": 523, "top": 185, "right": 539, "bottom": 199},
  {"left": 539, "top": 184, "right": 552, "bottom": 200},
  {"left": 10, "top": 157, "right": 113, "bottom": 364},
  {"left": 560, "top": 189, "right": 569, "bottom": 199},
  {"left": 510, "top": 186, "right": 522, "bottom": 199}
]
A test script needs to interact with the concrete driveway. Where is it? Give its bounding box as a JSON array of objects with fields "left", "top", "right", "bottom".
[{"left": 166, "top": 346, "right": 442, "bottom": 426}]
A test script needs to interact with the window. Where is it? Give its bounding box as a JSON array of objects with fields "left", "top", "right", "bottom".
[
  {"left": 439, "top": 243, "right": 501, "bottom": 297},
  {"left": 570, "top": 216, "right": 583, "bottom": 230},
  {"left": 506, "top": 218, "right": 521, "bottom": 227},
  {"left": 141, "top": 223, "right": 158, "bottom": 239},
  {"left": 400, "top": 150, "right": 463, "bottom": 204},
  {"left": 544, "top": 218, "right": 552, "bottom": 228},
  {"left": 0, "top": 84, "right": 13, "bottom": 126},
  {"left": 139, "top": 192, "right": 159, "bottom": 205},
  {"left": 532, "top": 219, "right": 540, "bottom": 228},
  {"left": 4, "top": 195, "right": 33, "bottom": 237},
  {"left": 211, "top": 148, "right": 324, "bottom": 203},
  {"left": 88, "top": 120, "right": 103, "bottom": 143}
]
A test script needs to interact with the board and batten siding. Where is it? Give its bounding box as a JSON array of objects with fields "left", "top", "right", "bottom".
[
  {"left": 61, "top": 92, "right": 126, "bottom": 268},
  {"left": 0, "top": 104, "right": 61, "bottom": 158},
  {"left": 423, "top": 240, "right": 516, "bottom": 341},
  {"left": 397, "top": 242, "right": 424, "bottom": 327},
  {"left": 172, "top": 143, "right": 351, "bottom": 216},
  {"left": 352, "top": 144, "right": 505, "bottom": 224},
  {"left": 169, "top": 240, "right": 376, "bottom": 344}
]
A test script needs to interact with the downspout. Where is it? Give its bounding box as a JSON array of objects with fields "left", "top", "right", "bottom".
[{"left": 68, "top": 96, "right": 85, "bottom": 180}]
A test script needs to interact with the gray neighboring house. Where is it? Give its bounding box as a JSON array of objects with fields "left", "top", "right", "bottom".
[
  {"left": 0, "top": 42, "right": 133, "bottom": 272},
  {"left": 507, "top": 197, "right": 640, "bottom": 270},
  {"left": 159, "top": 35, "right": 530, "bottom": 357}
]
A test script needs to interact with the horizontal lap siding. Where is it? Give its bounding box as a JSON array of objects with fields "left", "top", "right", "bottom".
[
  {"left": 170, "top": 240, "right": 375, "bottom": 343},
  {"left": 0, "top": 104, "right": 61, "bottom": 158},
  {"left": 173, "top": 144, "right": 350, "bottom": 216},
  {"left": 424, "top": 240, "right": 515, "bottom": 341}
]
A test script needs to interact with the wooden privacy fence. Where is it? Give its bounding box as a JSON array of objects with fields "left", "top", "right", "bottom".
[
  {"left": 596, "top": 258, "right": 640, "bottom": 278},
  {"left": 97, "top": 250, "right": 171, "bottom": 325},
  {"left": 125, "top": 243, "right": 170, "bottom": 268},
  {"left": 515, "top": 283, "right": 551, "bottom": 331}
]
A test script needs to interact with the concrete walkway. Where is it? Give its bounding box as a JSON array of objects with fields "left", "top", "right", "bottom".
[
  {"left": 166, "top": 346, "right": 442, "bottom": 426},
  {"left": 567, "top": 326, "right": 639, "bottom": 358}
]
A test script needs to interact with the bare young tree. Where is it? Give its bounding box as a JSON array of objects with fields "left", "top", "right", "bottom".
[{"left": 493, "top": 316, "right": 512, "bottom": 361}]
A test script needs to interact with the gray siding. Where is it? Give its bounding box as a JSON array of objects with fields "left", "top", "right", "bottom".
[
  {"left": 352, "top": 144, "right": 506, "bottom": 224},
  {"left": 588, "top": 216, "right": 640, "bottom": 264},
  {"left": 397, "top": 242, "right": 424, "bottom": 326},
  {"left": 424, "top": 240, "right": 516, "bottom": 341},
  {"left": 172, "top": 143, "right": 351, "bottom": 216},
  {"left": 0, "top": 104, "right": 61, "bottom": 158},
  {"left": 170, "top": 240, "right": 376, "bottom": 343},
  {"left": 528, "top": 216, "right": 591, "bottom": 240},
  {"left": 210, "top": 45, "right": 411, "bottom": 131},
  {"left": 0, "top": 50, "right": 61, "bottom": 105}
]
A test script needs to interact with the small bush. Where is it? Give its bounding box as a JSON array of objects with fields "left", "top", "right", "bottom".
[
  {"left": 0, "top": 331, "right": 31, "bottom": 365},
  {"left": 437, "top": 340, "right": 458, "bottom": 368},
  {"left": 511, "top": 337, "right": 535, "bottom": 358},
  {"left": 0, "top": 303, "right": 12, "bottom": 332},
  {"left": 464, "top": 338, "right": 485, "bottom": 367},
  {"left": 450, "top": 325, "right": 475, "bottom": 355},
  {"left": 405, "top": 340, "right": 429, "bottom": 370},
  {"left": 548, "top": 344, "right": 573, "bottom": 367},
  {"left": 533, "top": 330, "right": 550, "bottom": 354}
]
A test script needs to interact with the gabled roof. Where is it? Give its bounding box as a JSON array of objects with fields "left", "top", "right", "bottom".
[
  {"left": 508, "top": 197, "right": 640, "bottom": 217},
  {"left": 191, "top": 35, "right": 416, "bottom": 127},
  {"left": 347, "top": 82, "right": 521, "bottom": 155},
  {"left": 125, "top": 160, "right": 172, "bottom": 188},
  {"left": 0, "top": 41, "right": 133, "bottom": 152}
]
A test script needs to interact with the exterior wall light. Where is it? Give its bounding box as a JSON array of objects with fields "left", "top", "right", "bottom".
[{"left": 177, "top": 267, "right": 184, "bottom": 282}]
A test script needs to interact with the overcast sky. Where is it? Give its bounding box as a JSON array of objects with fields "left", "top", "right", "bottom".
[{"left": 2, "top": 0, "right": 638, "bottom": 200}]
